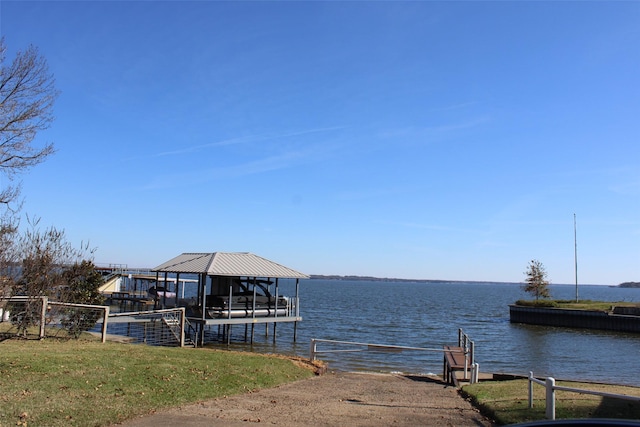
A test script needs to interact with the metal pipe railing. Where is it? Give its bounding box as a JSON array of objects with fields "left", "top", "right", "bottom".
[
  {"left": 528, "top": 371, "right": 640, "bottom": 420},
  {"left": 309, "top": 336, "right": 479, "bottom": 384}
]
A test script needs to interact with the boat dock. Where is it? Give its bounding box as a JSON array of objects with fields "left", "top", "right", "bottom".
[{"left": 98, "top": 252, "right": 309, "bottom": 347}]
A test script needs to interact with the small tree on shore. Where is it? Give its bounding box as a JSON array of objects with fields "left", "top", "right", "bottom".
[
  {"left": 9, "top": 217, "right": 96, "bottom": 336},
  {"left": 59, "top": 260, "right": 105, "bottom": 338},
  {"left": 523, "top": 259, "right": 550, "bottom": 301}
]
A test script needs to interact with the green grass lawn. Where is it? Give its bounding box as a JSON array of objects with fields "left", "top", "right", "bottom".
[
  {"left": 462, "top": 378, "right": 640, "bottom": 425},
  {"left": 0, "top": 338, "right": 316, "bottom": 426}
]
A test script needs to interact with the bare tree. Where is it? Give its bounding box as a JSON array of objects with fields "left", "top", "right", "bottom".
[
  {"left": 0, "top": 211, "right": 17, "bottom": 281},
  {"left": 523, "top": 259, "right": 551, "bottom": 301},
  {"left": 0, "top": 37, "right": 58, "bottom": 206},
  {"left": 0, "top": 210, "right": 18, "bottom": 317},
  {"left": 8, "top": 217, "right": 95, "bottom": 335}
]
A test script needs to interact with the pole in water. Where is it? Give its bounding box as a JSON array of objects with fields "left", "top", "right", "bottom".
[{"left": 574, "top": 213, "right": 578, "bottom": 303}]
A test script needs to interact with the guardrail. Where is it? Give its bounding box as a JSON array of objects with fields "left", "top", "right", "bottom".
[
  {"left": 309, "top": 333, "right": 479, "bottom": 384},
  {"left": 528, "top": 371, "right": 640, "bottom": 420}
]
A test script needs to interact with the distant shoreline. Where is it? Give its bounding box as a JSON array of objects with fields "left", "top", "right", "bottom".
[
  {"left": 308, "top": 275, "right": 634, "bottom": 287},
  {"left": 308, "top": 274, "right": 517, "bottom": 285},
  {"left": 619, "top": 282, "right": 640, "bottom": 288}
]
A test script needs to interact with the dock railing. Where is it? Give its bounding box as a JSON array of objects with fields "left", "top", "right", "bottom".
[
  {"left": 528, "top": 371, "right": 640, "bottom": 420},
  {"left": 457, "top": 328, "right": 475, "bottom": 379},
  {"left": 309, "top": 334, "right": 479, "bottom": 384},
  {"left": 108, "top": 307, "right": 188, "bottom": 347}
]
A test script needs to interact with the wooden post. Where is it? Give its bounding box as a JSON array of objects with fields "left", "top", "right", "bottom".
[
  {"left": 39, "top": 296, "right": 48, "bottom": 339},
  {"left": 101, "top": 306, "right": 110, "bottom": 343}
]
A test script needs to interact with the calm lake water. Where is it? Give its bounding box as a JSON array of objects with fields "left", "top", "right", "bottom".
[{"left": 212, "top": 279, "right": 640, "bottom": 386}]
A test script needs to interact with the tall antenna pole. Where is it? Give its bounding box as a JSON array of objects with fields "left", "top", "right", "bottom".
[{"left": 574, "top": 213, "right": 578, "bottom": 302}]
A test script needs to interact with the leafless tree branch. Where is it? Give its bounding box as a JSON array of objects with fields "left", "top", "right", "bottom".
[{"left": 0, "top": 37, "right": 58, "bottom": 206}]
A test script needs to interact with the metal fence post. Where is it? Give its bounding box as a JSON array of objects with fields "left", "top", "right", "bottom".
[
  {"left": 471, "top": 363, "right": 479, "bottom": 384},
  {"left": 528, "top": 372, "right": 534, "bottom": 408},
  {"left": 179, "top": 307, "right": 186, "bottom": 347},
  {"left": 309, "top": 339, "right": 317, "bottom": 361},
  {"left": 546, "top": 377, "right": 556, "bottom": 420},
  {"left": 464, "top": 347, "right": 469, "bottom": 379}
]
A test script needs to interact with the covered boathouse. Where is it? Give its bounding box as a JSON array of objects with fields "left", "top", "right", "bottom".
[{"left": 151, "top": 252, "right": 309, "bottom": 346}]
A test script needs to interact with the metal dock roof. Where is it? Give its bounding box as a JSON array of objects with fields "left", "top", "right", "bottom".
[{"left": 152, "top": 252, "right": 309, "bottom": 279}]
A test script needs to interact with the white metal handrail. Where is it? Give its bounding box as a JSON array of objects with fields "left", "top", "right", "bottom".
[
  {"left": 528, "top": 371, "right": 640, "bottom": 420},
  {"left": 458, "top": 328, "right": 475, "bottom": 370},
  {"left": 309, "top": 337, "right": 479, "bottom": 383}
]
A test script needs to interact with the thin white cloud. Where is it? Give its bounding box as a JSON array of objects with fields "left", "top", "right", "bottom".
[
  {"left": 335, "top": 186, "right": 415, "bottom": 202},
  {"left": 609, "top": 179, "right": 640, "bottom": 196},
  {"left": 427, "top": 101, "right": 478, "bottom": 113},
  {"left": 138, "top": 143, "right": 326, "bottom": 191},
  {"left": 153, "top": 126, "right": 346, "bottom": 158},
  {"left": 375, "top": 219, "right": 485, "bottom": 235},
  {"left": 154, "top": 136, "right": 252, "bottom": 157},
  {"left": 378, "top": 116, "right": 491, "bottom": 140}
]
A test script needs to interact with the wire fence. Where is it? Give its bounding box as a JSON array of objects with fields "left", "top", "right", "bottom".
[
  {"left": 105, "top": 308, "right": 190, "bottom": 347},
  {"left": 0, "top": 297, "right": 109, "bottom": 341},
  {"left": 0, "top": 297, "right": 188, "bottom": 347}
]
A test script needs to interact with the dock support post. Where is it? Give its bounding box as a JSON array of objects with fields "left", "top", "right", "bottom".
[
  {"left": 293, "top": 321, "right": 298, "bottom": 342},
  {"left": 273, "top": 322, "right": 277, "bottom": 343}
]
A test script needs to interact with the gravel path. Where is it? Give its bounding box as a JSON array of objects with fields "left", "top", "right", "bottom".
[{"left": 115, "top": 372, "right": 494, "bottom": 426}]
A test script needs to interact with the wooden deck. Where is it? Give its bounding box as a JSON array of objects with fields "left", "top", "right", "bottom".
[{"left": 443, "top": 345, "right": 468, "bottom": 386}]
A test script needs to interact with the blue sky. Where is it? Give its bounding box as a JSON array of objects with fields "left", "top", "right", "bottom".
[{"left": 1, "top": 1, "right": 638, "bottom": 285}]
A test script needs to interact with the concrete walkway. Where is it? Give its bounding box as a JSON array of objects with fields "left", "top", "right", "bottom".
[{"left": 114, "top": 372, "right": 494, "bottom": 427}]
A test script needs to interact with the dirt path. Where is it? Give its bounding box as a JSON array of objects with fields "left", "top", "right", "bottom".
[{"left": 115, "top": 372, "right": 494, "bottom": 426}]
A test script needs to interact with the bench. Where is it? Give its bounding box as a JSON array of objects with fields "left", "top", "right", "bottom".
[{"left": 443, "top": 345, "right": 467, "bottom": 385}]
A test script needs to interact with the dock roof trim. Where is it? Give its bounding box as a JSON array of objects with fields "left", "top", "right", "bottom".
[{"left": 152, "top": 252, "right": 309, "bottom": 279}]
